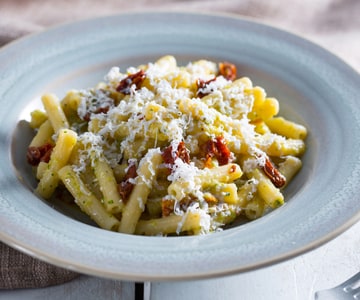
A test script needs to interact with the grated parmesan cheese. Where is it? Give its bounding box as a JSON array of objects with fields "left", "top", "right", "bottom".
[{"left": 30, "top": 55, "right": 306, "bottom": 236}]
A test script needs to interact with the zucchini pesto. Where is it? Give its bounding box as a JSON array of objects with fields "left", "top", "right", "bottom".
[{"left": 26, "top": 55, "right": 307, "bottom": 236}]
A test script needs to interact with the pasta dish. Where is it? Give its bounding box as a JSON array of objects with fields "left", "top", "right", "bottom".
[{"left": 26, "top": 55, "right": 307, "bottom": 235}]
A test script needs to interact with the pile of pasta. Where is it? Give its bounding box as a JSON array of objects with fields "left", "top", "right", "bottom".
[{"left": 26, "top": 55, "right": 307, "bottom": 236}]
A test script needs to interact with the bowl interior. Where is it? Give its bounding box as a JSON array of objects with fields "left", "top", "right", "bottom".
[{"left": 12, "top": 53, "right": 315, "bottom": 227}]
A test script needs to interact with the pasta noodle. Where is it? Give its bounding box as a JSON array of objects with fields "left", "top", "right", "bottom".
[
  {"left": 35, "top": 129, "right": 77, "bottom": 199},
  {"left": 26, "top": 55, "right": 307, "bottom": 236},
  {"left": 119, "top": 149, "right": 163, "bottom": 234}
]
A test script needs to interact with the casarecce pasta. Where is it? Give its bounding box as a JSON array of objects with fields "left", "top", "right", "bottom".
[{"left": 26, "top": 55, "right": 307, "bottom": 236}]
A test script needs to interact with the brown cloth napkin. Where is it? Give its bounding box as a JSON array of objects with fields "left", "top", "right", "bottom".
[
  {"left": 0, "top": 243, "right": 79, "bottom": 289},
  {"left": 0, "top": 0, "right": 359, "bottom": 291}
]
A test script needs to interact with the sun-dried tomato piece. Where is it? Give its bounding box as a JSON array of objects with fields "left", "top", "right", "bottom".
[
  {"left": 203, "top": 136, "right": 232, "bottom": 167},
  {"left": 26, "top": 143, "right": 54, "bottom": 166},
  {"left": 262, "top": 156, "right": 286, "bottom": 188},
  {"left": 218, "top": 62, "right": 237, "bottom": 81},
  {"left": 116, "top": 70, "right": 146, "bottom": 95},
  {"left": 161, "top": 198, "right": 175, "bottom": 217},
  {"left": 177, "top": 142, "right": 190, "bottom": 164},
  {"left": 40, "top": 146, "right": 53, "bottom": 164},
  {"left": 162, "top": 141, "right": 190, "bottom": 166},
  {"left": 118, "top": 162, "right": 137, "bottom": 202},
  {"left": 203, "top": 140, "right": 216, "bottom": 168},
  {"left": 161, "top": 195, "right": 196, "bottom": 217},
  {"left": 196, "top": 77, "right": 216, "bottom": 98},
  {"left": 82, "top": 105, "right": 112, "bottom": 122},
  {"left": 79, "top": 89, "right": 115, "bottom": 121},
  {"left": 26, "top": 148, "right": 42, "bottom": 166},
  {"left": 214, "top": 136, "right": 232, "bottom": 165}
]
